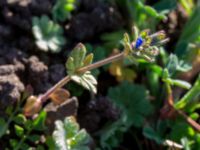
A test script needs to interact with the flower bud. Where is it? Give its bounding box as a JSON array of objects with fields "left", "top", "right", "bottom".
[{"left": 23, "top": 96, "right": 42, "bottom": 117}]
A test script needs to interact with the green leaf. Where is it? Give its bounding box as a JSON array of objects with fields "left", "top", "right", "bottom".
[
  {"left": 66, "top": 82, "right": 84, "bottom": 97},
  {"left": 181, "top": 137, "right": 191, "bottom": 150},
  {"left": 24, "top": 120, "right": 33, "bottom": 130},
  {"left": 32, "top": 15, "right": 66, "bottom": 53},
  {"left": 132, "top": 26, "right": 139, "bottom": 41},
  {"left": 70, "top": 129, "right": 90, "bottom": 148},
  {"left": 52, "top": 0, "right": 76, "bottom": 22},
  {"left": 32, "top": 111, "right": 47, "bottom": 131},
  {"left": 177, "top": 60, "right": 192, "bottom": 72},
  {"left": 66, "top": 43, "right": 91, "bottom": 75},
  {"left": 189, "top": 112, "right": 199, "bottom": 120},
  {"left": 63, "top": 117, "right": 79, "bottom": 139},
  {"left": 83, "top": 53, "right": 93, "bottom": 66},
  {"left": 100, "top": 30, "right": 125, "bottom": 50},
  {"left": 14, "top": 125, "right": 24, "bottom": 137},
  {"left": 146, "top": 68, "right": 160, "bottom": 97},
  {"left": 71, "top": 72, "right": 97, "bottom": 93},
  {"left": 53, "top": 116, "right": 90, "bottom": 150},
  {"left": 86, "top": 45, "right": 106, "bottom": 62},
  {"left": 28, "top": 134, "right": 41, "bottom": 143},
  {"left": 144, "top": 6, "right": 159, "bottom": 17},
  {"left": 36, "top": 145, "right": 45, "bottom": 150},
  {"left": 169, "top": 120, "right": 195, "bottom": 142},
  {"left": 85, "top": 44, "right": 105, "bottom": 77},
  {"left": 99, "top": 115, "right": 131, "bottom": 150},
  {"left": 13, "top": 114, "right": 27, "bottom": 125},
  {"left": 169, "top": 79, "right": 191, "bottom": 89},
  {"left": 66, "top": 57, "right": 75, "bottom": 75},
  {"left": 143, "top": 126, "right": 163, "bottom": 144},
  {"left": 166, "top": 54, "right": 191, "bottom": 77},
  {"left": 0, "top": 118, "right": 7, "bottom": 137},
  {"left": 166, "top": 54, "right": 179, "bottom": 76},
  {"left": 153, "top": 0, "right": 177, "bottom": 12},
  {"left": 175, "top": 75, "right": 200, "bottom": 109},
  {"left": 9, "top": 139, "right": 18, "bottom": 148},
  {"left": 70, "top": 43, "right": 86, "bottom": 69},
  {"left": 46, "top": 136, "right": 56, "bottom": 150},
  {"left": 108, "top": 81, "right": 153, "bottom": 127},
  {"left": 53, "top": 120, "right": 67, "bottom": 150}
]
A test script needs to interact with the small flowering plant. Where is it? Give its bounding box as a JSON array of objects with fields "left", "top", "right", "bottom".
[
  {"left": 124, "top": 28, "right": 169, "bottom": 62},
  {"left": 23, "top": 27, "right": 169, "bottom": 116}
]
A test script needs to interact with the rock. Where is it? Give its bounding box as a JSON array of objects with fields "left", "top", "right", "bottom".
[
  {"left": 0, "top": 47, "right": 27, "bottom": 64},
  {"left": 0, "top": 61, "right": 25, "bottom": 76},
  {"left": 0, "top": 65, "right": 15, "bottom": 75},
  {"left": 0, "top": 74, "right": 24, "bottom": 109},
  {"left": 27, "top": 56, "right": 51, "bottom": 94},
  {"left": 45, "top": 97, "right": 78, "bottom": 133}
]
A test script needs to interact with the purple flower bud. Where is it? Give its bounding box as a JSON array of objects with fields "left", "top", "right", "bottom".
[{"left": 135, "top": 37, "right": 144, "bottom": 49}]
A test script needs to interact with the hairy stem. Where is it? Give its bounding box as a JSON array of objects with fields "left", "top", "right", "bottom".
[
  {"left": 176, "top": 109, "right": 200, "bottom": 132},
  {"left": 39, "top": 76, "right": 71, "bottom": 102},
  {"left": 77, "top": 52, "right": 125, "bottom": 73},
  {"left": 40, "top": 52, "right": 125, "bottom": 102}
]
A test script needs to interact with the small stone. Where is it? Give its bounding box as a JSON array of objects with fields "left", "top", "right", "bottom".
[{"left": 0, "top": 74, "right": 24, "bottom": 109}]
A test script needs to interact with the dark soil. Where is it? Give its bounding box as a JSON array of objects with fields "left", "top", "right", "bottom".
[
  {"left": 0, "top": 0, "right": 189, "bottom": 149},
  {"left": 0, "top": 0, "right": 124, "bottom": 136},
  {"left": 157, "top": 4, "right": 189, "bottom": 51}
]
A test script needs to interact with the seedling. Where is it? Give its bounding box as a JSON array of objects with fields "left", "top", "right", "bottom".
[
  {"left": 52, "top": 116, "right": 91, "bottom": 150},
  {"left": 24, "top": 28, "right": 169, "bottom": 116},
  {"left": 32, "top": 15, "right": 66, "bottom": 53}
]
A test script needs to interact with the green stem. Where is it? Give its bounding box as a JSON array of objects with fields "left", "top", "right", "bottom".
[
  {"left": 77, "top": 52, "right": 125, "bottom": 73},
  {"left": 176, "top": 109, "right": 200, "bottom": 132},
  {"left": 39, "top": 75, "right": 71, "bottom": 103},
  {"left": 14, "top": 128, "right": 32, "bottom": 150},
  {"left": 175, "top": 75, "right": 200, "bottom": 109},
  {"left": 0, "top": 100, "right": 22, "bottom": 138}
]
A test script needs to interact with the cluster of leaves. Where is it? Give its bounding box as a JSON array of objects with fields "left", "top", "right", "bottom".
[
  {"left": 0, "top": 108, "right": 47, "bottom": 150},
  {"left": 32, "top": 15, "right": 66, "bottom": 53},
  {"left": 97, "top": 82, "right": 153, "bottom": 149},
  {"left": 52, "top": 116, "right": 91, "bottom": 150},
  {"left": 0, "top": 103, "right": 90, "bottom": 150},
  {"left": 143, "top": 114, "right": 200, "bottom": 149},
  {"left": 32, "top": 0, "right": 77, "bottom": 53},
  {"left": 66, "top": 43, "right": 97, "bottom": 93}
]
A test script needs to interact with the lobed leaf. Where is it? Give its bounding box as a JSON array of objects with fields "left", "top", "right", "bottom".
[
  {"left": 108, "top": 81, "right": 153, "bottom": 127},
  {"left": 70, "top": 43, "right": 86, "bottom": 69},
  {"left": 50, "top": 88, "right": 70, "bottom": 105},
  {"left": 66, "top": 43, "right": 94, "bottom": 76},
  {"left": 53, "top": 116, "right": 90, "bottom": 150},
  {"left": 71, "top": 72, "right": 97, "bottom": 93},
  {"left": 32, "top": 15, "right": 66, "bottom": 53},
  {"left": 83, "top": 53, "right": 93, "bottom": 66}
]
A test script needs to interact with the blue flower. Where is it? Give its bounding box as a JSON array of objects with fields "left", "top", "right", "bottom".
[{"left": 135, "top": 37, "right": 144, "bottom": 49}]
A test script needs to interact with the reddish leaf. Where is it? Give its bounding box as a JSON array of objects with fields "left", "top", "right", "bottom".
[{"left": 49, "top": 88, "right": 70, "bottom": 105}]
